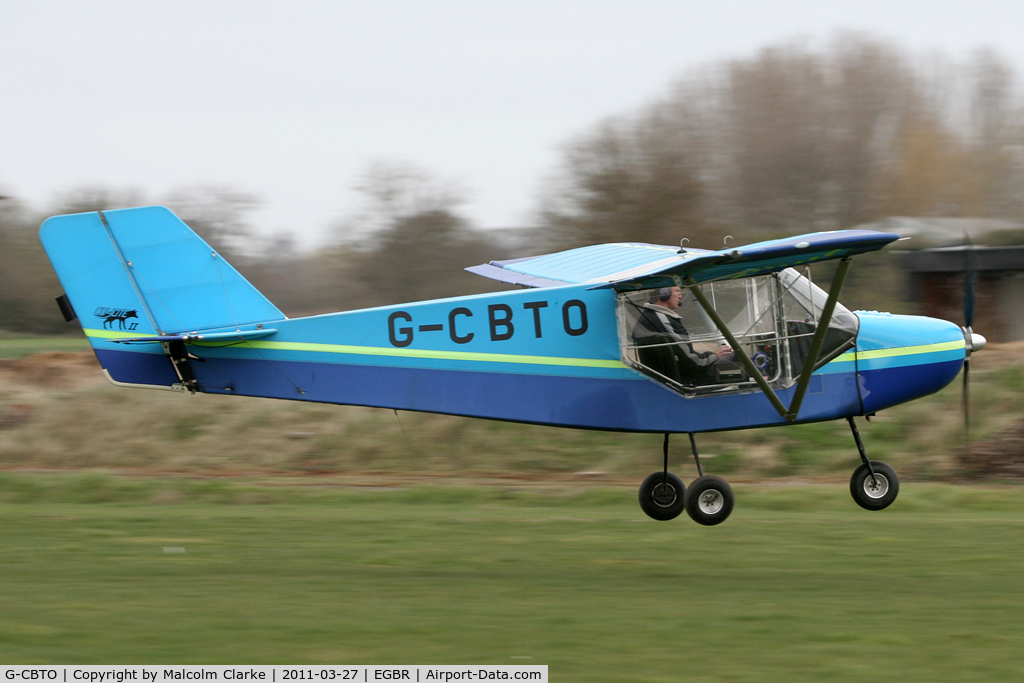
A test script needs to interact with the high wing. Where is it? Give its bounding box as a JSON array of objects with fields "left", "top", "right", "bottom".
[{"left": 467, "top": 230, "right": 901, "bottom": 289}]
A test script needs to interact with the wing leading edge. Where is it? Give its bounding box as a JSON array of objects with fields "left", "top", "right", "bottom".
[{"left": 467, "top": 230, "right": 901, "bottom": 290}]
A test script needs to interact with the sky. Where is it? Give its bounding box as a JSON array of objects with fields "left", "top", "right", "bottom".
[{"left": 2, "top": 0, "right": 1024, "bottom": 249}]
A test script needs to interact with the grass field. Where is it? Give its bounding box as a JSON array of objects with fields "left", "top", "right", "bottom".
[
  {"left": 3, "top": 340, "right": 1024, "bottom": 677},
  {"left": 0, "top": 333, "right": 88, "bottom": 358},
  {"left": 2, "top": 476, "right": 1024, "bottom": 680}
]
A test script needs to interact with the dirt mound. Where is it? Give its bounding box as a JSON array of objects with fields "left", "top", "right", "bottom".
[
  {"left": 958, "top": 420, "right": 1024, "bottom": 478},
  {"left": 0, "top": 351, "right": 101, "bottom": 389}
]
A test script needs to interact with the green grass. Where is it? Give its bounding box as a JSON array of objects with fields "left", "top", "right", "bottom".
[
  {"left": 3, "top": 347, "right": 1024, "bottom": 676},
  {"left": 0, "top": 334, "right": 88, "bottom": 358},
  {"left": 2, "top": 476, "right": 1024, "bottom": 680}
]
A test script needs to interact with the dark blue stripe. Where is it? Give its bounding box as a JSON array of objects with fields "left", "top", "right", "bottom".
[
  {"left": 95, "top": 348, "right": 179, "bottom": 386},
  {"left": 859, "top": 358, "right": 963, "bottom": 413},
  {"left": 93, "top": 349, "right": 871, "bottom": 433}
]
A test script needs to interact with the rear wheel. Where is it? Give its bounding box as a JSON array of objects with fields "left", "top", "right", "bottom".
[
  {"left": 850, "top": 461, "right": 899, "bottom": 510},
  {"left": 685, "top": 475, "right": 734, "bottom": 526},
  {"left": 638, "top": 472, "right": 686, "bottom": 521}
]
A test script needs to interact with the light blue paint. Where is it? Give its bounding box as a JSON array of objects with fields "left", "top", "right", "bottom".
[
  {"left": 503, "top": 243, "right": 689, "bottom": 283},
  {"left": 40, "top": 206, "right": 285, "bottom": 334},
  {"left": 854, "top": 310, "right": 964, "bottom": 351}
]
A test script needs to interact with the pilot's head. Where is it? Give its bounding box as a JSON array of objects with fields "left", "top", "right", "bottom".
[{"left": 652, "top": 286, "right": 683, "bottom": 309}]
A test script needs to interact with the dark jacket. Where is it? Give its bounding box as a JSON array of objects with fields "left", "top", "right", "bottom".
[{"left": 632, "top": 302, "right": 719, "bottom": 383}]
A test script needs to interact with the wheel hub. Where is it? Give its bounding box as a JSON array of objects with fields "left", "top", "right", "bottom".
[
  {"left": 652, "top": 482, "right": 678, "bottom": 507},
  {"left": 862, "top": 473, "right": 890, "bottom": 499},
  {"left": 698, "top": 489, "right": 724, "bottom": 514}
]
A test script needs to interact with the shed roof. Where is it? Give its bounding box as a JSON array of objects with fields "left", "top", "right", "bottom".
[{"left": 897, "top": 246, "right": 1024, "bottom": 273}]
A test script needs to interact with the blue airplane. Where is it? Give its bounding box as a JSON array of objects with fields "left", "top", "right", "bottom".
[{"left": 39, "top": 206, "right": 985, "bottom": 525}]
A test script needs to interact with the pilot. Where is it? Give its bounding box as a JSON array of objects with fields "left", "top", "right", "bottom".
[{"left": 633, "top": 286, "right": 734, "bottom": 384}]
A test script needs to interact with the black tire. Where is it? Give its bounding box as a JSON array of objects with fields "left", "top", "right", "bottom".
[
  {"left": 850, "top": 461, "right": 899, "bottom": 511},
  {"left": 685, "top": 475, "right": 734, "bottom": 526},
  {"left": 638, "top": 472, "right": 686, "bottom": 521}
]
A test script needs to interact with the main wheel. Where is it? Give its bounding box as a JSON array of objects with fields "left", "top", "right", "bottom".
[
  {"left": 638, "top": 472, "right": 686, "bottom": 521},
  {"left": 685, "top": 475, "right": 734, "bottom": 526},
  {"left": 850, "top": 461, "right": 899, "bottom": 510}
]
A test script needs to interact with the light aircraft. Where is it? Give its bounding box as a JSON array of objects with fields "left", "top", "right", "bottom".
[{"left": 39, "top": 206, "right": 985, "bottom": 525}]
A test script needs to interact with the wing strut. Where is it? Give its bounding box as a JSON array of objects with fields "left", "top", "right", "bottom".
[{"left": 684, "top": 257, "right": 852, "bottom": 422}]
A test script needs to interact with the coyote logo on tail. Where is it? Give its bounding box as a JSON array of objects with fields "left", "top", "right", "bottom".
[{"left": 94, "top": 307, "right": 139, "bottom": 330}]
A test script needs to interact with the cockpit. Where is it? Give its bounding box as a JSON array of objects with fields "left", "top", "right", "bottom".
[{"left": 617, "top": 268, "right": 858, "bottom": 395}]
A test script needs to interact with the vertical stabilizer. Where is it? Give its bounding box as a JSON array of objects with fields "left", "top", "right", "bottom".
[{"left": 39, "top": 206, "right": 285, "bottom": 389}]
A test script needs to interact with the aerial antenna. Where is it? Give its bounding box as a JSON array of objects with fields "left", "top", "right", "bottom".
[
  {"left": 723, "top": 235, "right": 734, "bottom": 247},
  {"left": 677, "top": 238, "right": 690, "bottom": 254}
]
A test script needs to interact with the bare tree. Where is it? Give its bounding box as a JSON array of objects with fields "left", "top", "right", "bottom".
[
  {"left": 0, "top": 198, "right": 65, "bottom": 333},
  {"left": 336, "top": 161, "right": 505, "bottom": 306},
  {"left": 718, "top": 37, "right": 924, "bottom": 233},
  {"left": 966, "top": 49, "right": 1024, "bottom": 219},
  {"left": 538, "top": 35, "right": 1024, "bottom": 247},
  {"left": 162, "top": 185, "right": 261, "bottom": 261},
  {"left": 50, "top": 186, "right": 147, "bottom": 215},
  {"left": 539, "top": 108, "right": 706, "bottom": 250}
]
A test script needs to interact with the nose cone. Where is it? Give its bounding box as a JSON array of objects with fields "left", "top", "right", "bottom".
[
  {"left": 855, "top": 311, "right": 966, "bottom": 414},
  {"left": 969, "top": 332, "right": 987, "bottom": 353}
]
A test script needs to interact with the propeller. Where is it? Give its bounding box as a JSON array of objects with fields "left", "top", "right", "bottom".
[{"left": 961, "top": 234, "right": 986, "bottom": 441}]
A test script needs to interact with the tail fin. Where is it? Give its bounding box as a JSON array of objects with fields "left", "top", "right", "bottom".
[{"left": 39, "top": 206, "right": 284, "bottom": 389}]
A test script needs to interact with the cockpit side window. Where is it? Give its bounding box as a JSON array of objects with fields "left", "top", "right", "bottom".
[
  {"left": 778, "top": 268, "right": 858, "bottom": 376},
  {"left": 617, "top": 270, "right": 858, "bottom": 396}
]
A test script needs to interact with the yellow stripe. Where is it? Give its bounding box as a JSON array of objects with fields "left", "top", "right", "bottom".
[
  {"left": 244, "top": 340, "right": 627, "bottom": 369},
  {"left": 828, "top": 339, "right": 965, "bottom": 364},
  {"left": 88, "top": 328, "right": 962, "bottom": 370},
  {"left": 83, "top": 329, "right": 627, "bottom": 370},
  {"left": 84, "top": 329, "right": 140, "bottom": 340},
  {"left": 854, "top": 339, "right": 964, "bottom": 360}
]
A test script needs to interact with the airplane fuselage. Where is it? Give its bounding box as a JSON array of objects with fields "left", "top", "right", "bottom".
[{"left": 88, "top": 284, "right": 965, "bottom": 433}]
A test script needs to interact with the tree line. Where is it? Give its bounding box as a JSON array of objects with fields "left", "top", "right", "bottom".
[
  {"left": 542, "top": 35, "right": 1024, "bottom": 249},
  {"left": 3, "top": 35, "right": 1023, "bottom": 334}
]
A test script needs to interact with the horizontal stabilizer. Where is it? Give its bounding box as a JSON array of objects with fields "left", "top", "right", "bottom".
[{"left": 108, "top": 328, "right": 279, "bottom": 344}]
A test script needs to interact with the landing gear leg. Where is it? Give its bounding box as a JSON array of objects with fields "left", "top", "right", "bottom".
[
  {"left": 689, "top": 433, "right": 703, "bottom": 477},
  {"left": 847, "top": 416, "right": 899, "bottom": 510},
  {"left": 638, "top": 433, "right": 686, "bottom": 521},
  {"left": 684, "top": 432, "right": 734, "bottom": 526}
]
